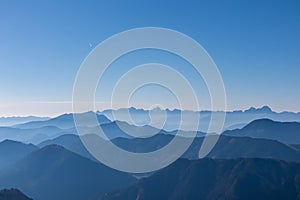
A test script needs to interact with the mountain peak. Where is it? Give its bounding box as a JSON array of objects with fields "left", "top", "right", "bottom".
[
  {"left": 0, "top": 188, "right": 33, "bottom": 200},
  {"left": 1, "top": 139, "right": 23, "bottom": 145},
  {"left": 0, "top": 139, "right": 36, "bottom": 149},
  {"left": 244, "top": 105, "right": 273, "bottom": 113},
  {"left": 260, "top": 105, "right": 272, "bottom": 112}
]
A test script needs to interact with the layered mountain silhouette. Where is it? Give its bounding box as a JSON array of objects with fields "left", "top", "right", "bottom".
[
  {"left": 224, "top": 118, "right": 300, "bottom": 144},
  {"left": 87, "top": 120, "right": 164, "bottom": 139},
  {"left": 38, "top": 134, "right": 96, "bottom": 161},
  {"left": 2, "top": 108, "right": 300, "bottom": 145},
  {"left": 115, "top": 134, "right": 300, "bottom": 162},
  {"left": 1, "top": 112, "right": 168, "bottom": 144},
  {"left": 100, "top": 106, "right": 300, "bottom": 132},
  {"left": 0, "top": 145, "right": 136, "bottom": 200},
  {"left": 0, "top": 188, "right": 32, "bottom": 200},
  {"left": 38, "top": 133, "right": 300, "bottom": 163},
  {"left": 1, "top": 109, "right": 300, "bottom": 200},
  {"left": 0, "top": 126, "right": 66, "bottom": 144},
  {"left": 0, "top": 116, "right": 49, "bottom": 127},
  {"left": 101, "top": 158, "right": 300, "bottom": 200},
  {"left": 4, "top": 106, "right": 300, "bottom": 133},
  {"left": 14, "top": 112, "right": 111, "bottom": 129}
]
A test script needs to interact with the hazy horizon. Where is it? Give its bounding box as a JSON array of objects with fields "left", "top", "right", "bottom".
[{"left": 0, "top": 104, "right": 299, "bottom": 118}]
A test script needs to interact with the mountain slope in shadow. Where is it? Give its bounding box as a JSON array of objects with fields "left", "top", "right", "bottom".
[
  {"left": 0, "top": 140, "right": 38, "bottom": 170},
  {"left": 101, "top": 158, "right": 300, "bottom": 200},
  {"left": 0, "top": 145, "right": 136, "bottom": 200},
  {"left": 0, "top": 188, "right": 33, "bottom": 200},
  {"left": 38, "top": 134, "right": 96, "bottom": 161}
]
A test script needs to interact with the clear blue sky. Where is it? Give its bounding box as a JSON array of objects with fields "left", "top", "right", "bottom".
[{"left": 0, "top": 0, "right": 299, "bottom": 116}]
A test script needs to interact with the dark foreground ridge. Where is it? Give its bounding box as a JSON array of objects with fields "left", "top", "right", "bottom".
[
  {"left": 0, "top": 188, "right": 32, "bottom": 200},
  {"left": 101, "top": 158, "right": 300, "bottom": 200},
  {"left": 0, "top": 145, "right": 136, "bottom": 200}
]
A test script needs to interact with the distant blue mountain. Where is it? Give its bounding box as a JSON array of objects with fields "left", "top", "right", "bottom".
[
  {"left": 0, "top": 112, "right": 112, "bottom": 144},
  {"left": 224, "top": 118, "right": 300, "bottom": 144},
  {"left": 0, "top": 145, "right": 136, "bottom": 200},
  {"left": 1, "top": 117, "right": 165, "bottom": 144},
  {"left": 8, "top": 106, "right": 300, "bottom": 134},
  {"left": 14, "top": 112, "right": 111, "bottom": 129},
  {"left": 39, "top": 132, "right": 300, "bottom": 163},
  {"left": 3, "top": 111, "right": 300, "bottom": 148},
  {"left": 0, "top": 126, "right": 68, "bottom": 144},
  {"left": 99, "top": 106, "right": 300, "bottom": 132},
  {"left": 0, "top": 116, "right": 49, "bottom": 127}
]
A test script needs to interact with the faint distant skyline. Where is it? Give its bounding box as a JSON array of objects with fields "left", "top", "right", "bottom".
[{"left": 0, "top": 0, "right": 300, "bottom": 116}]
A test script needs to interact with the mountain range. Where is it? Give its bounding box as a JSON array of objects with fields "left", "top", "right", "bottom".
[
  {"left": 100, "top": 158, "right": 300, "bottom": 200},
  {"left": 0, "top": 145, "right": 136, "bottom": 200},
  {"left": 2, "top": 144, "right": 300, "bottom": 200},
  {"left": 99, "top": 106, "right": 300, "bottom": 132},
  {"left": 2, "top": 110, "right": 300, "bottom": 146},
  {"left": 224, "top": 118, "right": 300, "bottom": 144},
  {"left": 13, "top": 112, "right": 111, "bottom": 129},
  {"left": 1, "top": 108, "right": 300, "bottom": 199},
  {"left": 3, "top": 106, "right": 300, "bottom": 133},
  {"left": 37, "top": 130, "right": 300, "bottom": 163},
  {"left": 1, "top": 112, "right": 170, "bottom": 144},
  {"left": 0, "top": 116, "right": 49, "bottom": 127}
]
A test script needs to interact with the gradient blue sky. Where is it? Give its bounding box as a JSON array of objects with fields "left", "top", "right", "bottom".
[{"left": 0, "top": 0, "right": 300, "bottom": 116}]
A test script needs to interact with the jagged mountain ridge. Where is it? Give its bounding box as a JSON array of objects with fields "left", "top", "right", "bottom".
[{"left": 100, "top": 158, "right": 300, "bottom": 200}]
